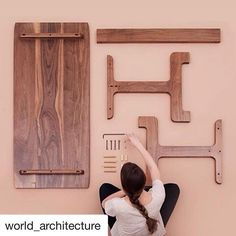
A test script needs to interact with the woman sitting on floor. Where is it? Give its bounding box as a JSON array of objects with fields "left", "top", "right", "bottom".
[{"left": 99, "top": 134, "right": 180, "bottom": 236}]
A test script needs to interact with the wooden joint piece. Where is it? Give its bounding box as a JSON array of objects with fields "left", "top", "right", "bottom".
[
  {"left": 107, "top": 53, "right": 190, "bottom": 122},
  {"left": 20, "top": 33, "right": 84, "bottom": 39},
  {"left": 19, "top": 169, "right": 85, "bottom": 175},
  {"left": 138, "top": 116, "right": 223, "bottom": 184}
]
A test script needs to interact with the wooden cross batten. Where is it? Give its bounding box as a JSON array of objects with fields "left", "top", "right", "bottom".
[
  {"left": 107, "top": 52, "right": 191, "bottom": 122},
  {"left": 19, "top": 169, "right": 84, "bottom": 175},
  {"left": 138, "top": 116, "right": 223, "bottom": 184},
  {"left": 20, "top": 32, "right": 84, "bottom": 38}
]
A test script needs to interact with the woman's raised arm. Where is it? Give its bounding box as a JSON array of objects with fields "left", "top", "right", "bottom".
[{"left": 126, "top": 133, "right": 161, "bottom": 182}]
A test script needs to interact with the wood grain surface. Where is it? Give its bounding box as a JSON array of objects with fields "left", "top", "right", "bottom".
[
  {"left": 14, "top": 23, "right": 90, "bottom": 188},
  {"left": 97, "top": 28, "right": 221, "bottom": 43},
  {"left": 138, "top": 116, "right": 223, "bottom": 184},
  {"left": 107, "top": 53, "right": 190, "bottom": 122}
]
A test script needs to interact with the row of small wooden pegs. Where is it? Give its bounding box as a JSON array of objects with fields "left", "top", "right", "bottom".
[{"left": 105, "top": 140, "right": 122, "bottom": 150}]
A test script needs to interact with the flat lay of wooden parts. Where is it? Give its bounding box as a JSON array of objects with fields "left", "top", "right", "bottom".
[
  {"left": 101, "top": 28, "right": 222, "bottom": 183},
  {"left": 13, "top": 24, "right": 223, "bottom": 187}
]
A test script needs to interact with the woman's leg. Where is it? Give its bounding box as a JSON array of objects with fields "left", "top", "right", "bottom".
[
  {"left": 99, "top": 183, "right": 121, "bottom": 229},
  {"left": 160, "top": 183, "right": 180, "bottom": 226}
]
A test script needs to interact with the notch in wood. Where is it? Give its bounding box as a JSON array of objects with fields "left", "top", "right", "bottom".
[
  {"left": 97, "top": 28, "right": 221, "bottom": 43},
  {"left": 138, "top": 116, "right": 223, "bottom": 184},
  {"left": 19, "top": 169, "right": 84, "bottom": 175},
  {"left": 107, "top": 53, "right": 190, "bottom": 122}
]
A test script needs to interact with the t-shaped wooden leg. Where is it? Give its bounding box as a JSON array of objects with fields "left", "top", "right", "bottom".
[
  {"left": 107, "top": 52, "right": 190, "bottom": 122},
  {"left": 138, "top": 116, "right": 223, "bottom": 184}
]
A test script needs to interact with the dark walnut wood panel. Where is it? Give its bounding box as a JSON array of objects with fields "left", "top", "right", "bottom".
[
  {"left": 97, "top": 28, "right": 221, "bottom": 43},
  {"left": 14, "top": 22, "right": 90, "bottom": 188}
]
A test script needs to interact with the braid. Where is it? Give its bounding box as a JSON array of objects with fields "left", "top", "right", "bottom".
[
  {"left": 120, "top": 163, "right": 158, "bottom": 234},
  {"left": 129, "top": 194, "right": 158, "bottom": 234}
]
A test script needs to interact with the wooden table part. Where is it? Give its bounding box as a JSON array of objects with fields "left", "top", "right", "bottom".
[
  {"left": 97, "top": 28, "right": 221, "bottom": 43},
  {"left": 107, "top": 52, "right": 190, "bottom": 122},
  {"left": 19, "top": 169, "right": 84, "bottom": 175},
  {"left": 20, "top": 33, "right": 83, "bottom": 38},
  {"left": 14, "top": 22, "right": 90, "bottom": 189},
  {"left": 138, "top": 116, "right": 223, "bottom": 184}
]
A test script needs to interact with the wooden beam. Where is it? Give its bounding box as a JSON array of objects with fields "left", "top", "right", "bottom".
[
  {"left": 138, "top": 116, "right": 223, "bottom": 184},
  {"left": 97, "top": 28, "right": 221, "bottom": 43}
]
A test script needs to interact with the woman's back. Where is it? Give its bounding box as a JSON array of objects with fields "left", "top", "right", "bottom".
[{"left": 105, "top": 179, "right": 166, "bottom": 236}]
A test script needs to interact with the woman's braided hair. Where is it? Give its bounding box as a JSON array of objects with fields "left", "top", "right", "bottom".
[{"left": 121, "top": 162, "right": 158, "bottom": 234}]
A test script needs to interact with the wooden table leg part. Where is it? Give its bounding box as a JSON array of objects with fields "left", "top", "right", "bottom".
[
  {"left": 107, "top": 52, "right": 191, "bottom": 122},
  {"left": 138, "top": 116, "right": 222, "bottom": 184}
]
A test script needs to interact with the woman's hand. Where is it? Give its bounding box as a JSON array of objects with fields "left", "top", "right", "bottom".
[{"left": 126, "top": 133, "right": 144, "bottom": 149}]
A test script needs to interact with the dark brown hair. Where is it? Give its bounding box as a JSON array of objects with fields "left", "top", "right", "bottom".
[{"left": 121, "top": 162, "right": 157, "bottom": 234}]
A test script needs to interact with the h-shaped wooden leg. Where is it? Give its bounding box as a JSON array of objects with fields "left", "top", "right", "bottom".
[
  {"left": 138, "top": 116, "right": 223, "bottom": 184},
  {"left": 107, "top": 52, "right": 190, "bottom": 122}
]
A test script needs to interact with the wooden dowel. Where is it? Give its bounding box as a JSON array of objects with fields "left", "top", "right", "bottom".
[
  {"left": 118, "top": 140, "right": 121, "bottom": 150},
  {"left": 103, "top": 156, "right": 117, "bottom": 158}
]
